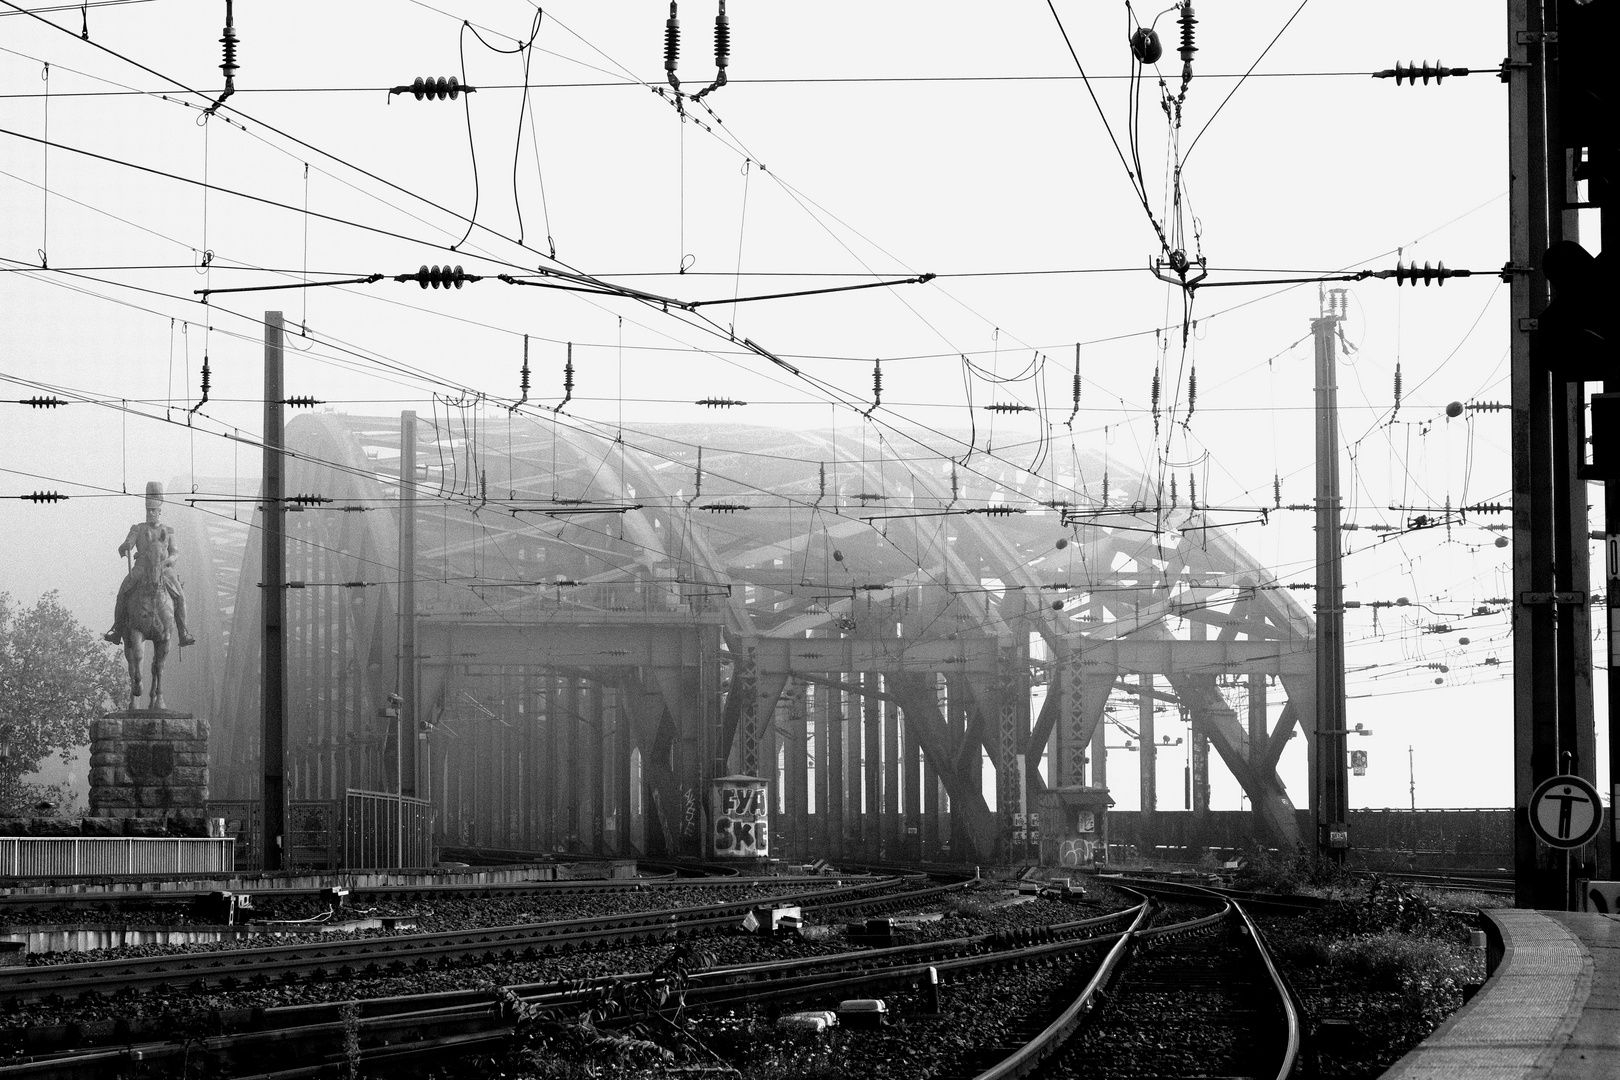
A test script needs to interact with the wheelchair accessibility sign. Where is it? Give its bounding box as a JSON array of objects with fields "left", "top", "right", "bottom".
[{"left": 1527, "top": 774, "right": 1604, "bottom": 849}]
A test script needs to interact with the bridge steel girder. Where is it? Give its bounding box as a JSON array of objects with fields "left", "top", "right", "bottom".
[
  {"left": 190, "top": 413, "right": 1321, "bottom": 867},
  {"left": 884, "top": 673, "right": 1000, "bottom": 859},
  {"left": 208, "top": 415, "right": 403, "bottom": 802},
  {"left": 1162, "top": 670, "right": 1301, "bottom": 851}
]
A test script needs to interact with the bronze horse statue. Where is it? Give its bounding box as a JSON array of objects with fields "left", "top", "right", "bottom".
[
  {"left": 107, "top": 481, "right": 195, "bottom": 712},
  {"left": 119, "top": 537, "right": 176, "bottom": 711}
]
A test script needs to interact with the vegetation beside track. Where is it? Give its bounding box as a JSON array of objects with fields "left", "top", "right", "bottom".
[{"left": 1252, "top": 875, "right": 1488, "bottom": 1078}]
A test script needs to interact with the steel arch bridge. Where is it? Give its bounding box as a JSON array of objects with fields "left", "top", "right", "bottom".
[{"left": 163, "top": 413, "right": 1319, "bottom": 864}]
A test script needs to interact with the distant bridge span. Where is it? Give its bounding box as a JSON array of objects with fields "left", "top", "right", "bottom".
[{"left": 164, "top": 414, "right": 1319, "bottom": 863}]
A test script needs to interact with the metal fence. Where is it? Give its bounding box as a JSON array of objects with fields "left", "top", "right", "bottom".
[
  {"left": 344, "top": 789, "right": 434, "bottom": 869},
  {"left": 206, "top": 791, "right": 434, "bottom": 871},
  {"left": 1102, "top": 808, "right": 1514, "bottom": 869},
  {"left": 0, "top": 837, "right": 235, "bottom": 877}
]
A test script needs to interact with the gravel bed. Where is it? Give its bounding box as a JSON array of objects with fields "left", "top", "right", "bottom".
[
  {"left": 1046, "top": 934, "right": 1276, "bottom": 1079},
  {"left": 493, "top": 944, "right": 1112, "bottom": 1080}
]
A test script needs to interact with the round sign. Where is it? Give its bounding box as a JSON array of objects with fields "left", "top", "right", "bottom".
[{"left": 1528, "top": 774, "right": 1604, "bottom": 849}]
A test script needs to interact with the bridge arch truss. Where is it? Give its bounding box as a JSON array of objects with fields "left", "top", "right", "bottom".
[{"left": 172, "top": 414, "right": 1318, "bottom": 863}]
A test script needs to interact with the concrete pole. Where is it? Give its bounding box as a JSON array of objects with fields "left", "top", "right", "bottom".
[{"left": 261, "top": 312, "right": 286, "bottom": 871}]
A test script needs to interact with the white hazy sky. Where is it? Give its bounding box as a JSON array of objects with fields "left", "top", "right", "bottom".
[{"left": 0, "top": 1, "right": 1602, "bottom": 815}]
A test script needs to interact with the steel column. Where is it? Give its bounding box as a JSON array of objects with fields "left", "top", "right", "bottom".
[
  {"left": 260, "top": 311, "right": 286, "bottom": 871},
  {"left": 1249, "top": 674, "right": 1268, "bottom": 836},
  {"left": 826, "top": 684, "right": 846, "bottom": 858},
  {"left": 398, "top": 413, "right": 418, "bottom": 807},
  {"left": 1313, "top": 301, "right": 1350, "bottom": 862}
]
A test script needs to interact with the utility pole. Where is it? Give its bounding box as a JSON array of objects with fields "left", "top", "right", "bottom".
[
  {"left": 1313, "top": 288, "right": 1350, "bottom": 864},
  {"left": 261, "top": 312, "right": 286, "bottom": 871}
]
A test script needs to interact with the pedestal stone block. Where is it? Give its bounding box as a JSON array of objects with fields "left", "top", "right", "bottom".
[{"left": 88, "top": 711, "right": 210, "bottom": 824}]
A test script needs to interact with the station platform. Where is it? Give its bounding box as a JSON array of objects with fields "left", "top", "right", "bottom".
[{"left": 1380, "top": 907, "right": 1620, "bottom": 1079}]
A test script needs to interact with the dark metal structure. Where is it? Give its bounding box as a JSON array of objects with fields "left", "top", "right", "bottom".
[
  {"left": 166, "top": 414, "right": 1319, "bottom": 864},
  {"left": 1507, "top": 0, "right": 1615, "bottom": 906}
]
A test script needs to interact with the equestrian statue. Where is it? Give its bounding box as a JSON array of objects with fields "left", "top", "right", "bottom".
[{"left": 105, "top": 481, "right": 195, "bottom": 711}]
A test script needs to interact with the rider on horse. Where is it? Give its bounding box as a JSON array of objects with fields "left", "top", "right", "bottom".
[{"left": 105, "top": 481, "right": 196, "bottom": 648}]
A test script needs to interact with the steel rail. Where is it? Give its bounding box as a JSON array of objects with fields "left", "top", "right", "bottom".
[
  {"left": 1231, "top": 895, "right": 1305, "bottom": 1080},
  {"left": 967, "top": 894, "right": 1153, "bottom": 1080},
  {"left": 1099, "top": 871, "right": 1329, "bottom": 915},
  {"left": 1047, "top": 880, "right": 1303, "bottom": 1080},
  {"left": 0, "top": 878, "right": 901, "bottom": 1003}
]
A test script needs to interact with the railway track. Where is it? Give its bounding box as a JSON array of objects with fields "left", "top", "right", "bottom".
[
  {"left": 0, "top": 885, "right": 1149, "bottom": 1079},
  {"left": 0, "top": 869, "right": 838, "bottom": 916},
  {"left": 921, "top": 880, "right": 1301, "bottom": 1080},
  {"left": 0, "top": 877, "right": 912, "bottom": 1004},
  {"left": 0, "top": 876, "right": 1308, "bottom": 1079},
  {"left": 1035, "top": 886, "right": 1301, "bottom": 1080},
  {"left": 1356, "top": 868, "right": 1515, "bottom": 895}
]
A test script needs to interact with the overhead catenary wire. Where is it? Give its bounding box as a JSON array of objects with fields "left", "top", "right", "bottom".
[{"left": 0, "top": 0, "right": 1509, "bottom": 608}]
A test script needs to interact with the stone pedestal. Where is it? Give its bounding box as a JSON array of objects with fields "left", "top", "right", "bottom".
[{"left": 88, "top": 712, "right": 210, "bottom": 824}]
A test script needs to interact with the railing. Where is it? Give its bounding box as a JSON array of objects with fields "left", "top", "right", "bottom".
[
  {"left": 344, "top": 789, "right": 434, "bottom": 869},
  {"left": 0, "top": 837, "right": 235, "bottom": 877},
  {"left": 207, "top": 791, "right": 434, "bottom": 871}
]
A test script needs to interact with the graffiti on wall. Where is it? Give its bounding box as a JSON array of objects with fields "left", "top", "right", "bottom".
[
  {"left": 1058, "top": 838, "right": 1095, "bottom": 867},
  {"left": 712, "top": 781, "right": 770, "bottom": 857},
  {"left": 681, "top": 786, "right": 697, "bottom": 839}
]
